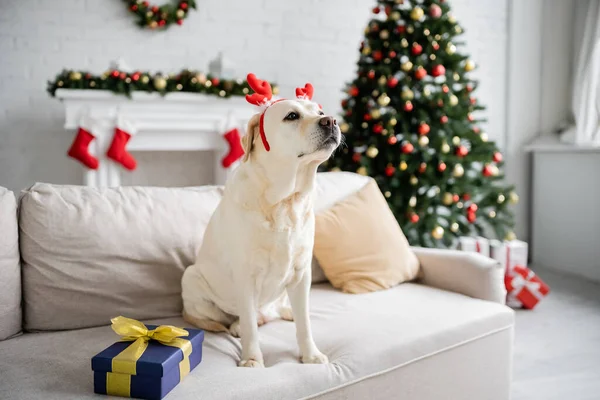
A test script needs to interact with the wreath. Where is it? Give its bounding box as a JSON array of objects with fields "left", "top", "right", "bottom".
[{"left": 124, "top": 0, "right": 196, "bottom": 29}]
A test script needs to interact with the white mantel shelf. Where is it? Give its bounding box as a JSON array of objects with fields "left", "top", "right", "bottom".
[
  {"left": 526, "top": 135, "right": 600, "bottom": 153},
  {"left": 55, "top": 89, "right": 254, "bottom": 187}
]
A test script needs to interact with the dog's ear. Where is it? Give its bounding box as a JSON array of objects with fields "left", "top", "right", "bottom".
[{"left": 242, "top": 113, "right": 261, "bottom": 162}]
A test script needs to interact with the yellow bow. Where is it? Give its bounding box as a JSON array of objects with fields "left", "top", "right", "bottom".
[{"left": 106, "top": 316, "right": 193, "bottom": 397}]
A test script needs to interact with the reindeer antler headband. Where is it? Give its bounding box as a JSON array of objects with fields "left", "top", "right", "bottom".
[{"left": 245, "top": 73, "right": 315, "bottom": 152}]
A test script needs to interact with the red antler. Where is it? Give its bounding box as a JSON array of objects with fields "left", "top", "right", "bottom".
[
  {"left": 295, "top": 83, "right": 314, "bottom": 100},
  {"left": 246, "top": 73, "right": 273, "bottom": 106}
]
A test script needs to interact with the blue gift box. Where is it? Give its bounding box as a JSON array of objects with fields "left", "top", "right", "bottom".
[{"left": 92, "top": 324, "right": 204, "bottom": 400}]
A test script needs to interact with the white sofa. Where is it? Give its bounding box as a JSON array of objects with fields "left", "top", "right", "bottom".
[{"left": 0, "top": 172, "right": 514, "bottom": 400}]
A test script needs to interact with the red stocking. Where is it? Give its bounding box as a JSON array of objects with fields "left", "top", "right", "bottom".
[
  {"left": 67, "top": 119, "right": 99, "bottom": 169},
  {"left": 222, "top": 128, "right": 245, "bottom": 168},
  {"left": 107, "top": 119, "right": 137, "bottom": 170}
]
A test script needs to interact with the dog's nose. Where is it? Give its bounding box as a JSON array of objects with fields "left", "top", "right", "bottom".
[{"left": 319, "top": 116, "right": 337, "bottom": 128}]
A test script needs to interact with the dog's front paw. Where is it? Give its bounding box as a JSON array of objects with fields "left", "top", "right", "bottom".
[
  {"left": 229, "top": 320, "right": 241, "bottom": 338},
  {"left": 301, "top": 351, "right": 329, "bottom": 364},
  {"left": 238, "top": 358, "right": 265, "bottom": 368}
]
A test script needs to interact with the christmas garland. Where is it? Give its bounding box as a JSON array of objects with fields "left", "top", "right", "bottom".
[
  {"left": 47, "top": 69, "right": 279, "bottom": 99},
  {"left": 124, "top": 0, "right": 196, "bottom": 29}
]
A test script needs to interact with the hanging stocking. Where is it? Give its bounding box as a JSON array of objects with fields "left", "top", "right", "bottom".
[
  {"left": 107, "top": 116, "right": 137, "bottom": 171},
  {"left": 67, "top": 115, "right": 99, "bottom": 169},
  {"left": 221, "top": 116, "right": 245, "bottom": 168}
]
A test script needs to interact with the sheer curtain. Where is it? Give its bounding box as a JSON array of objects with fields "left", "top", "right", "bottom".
[{"left": 560, "top": 0, "right": 600, "bottom": 146}]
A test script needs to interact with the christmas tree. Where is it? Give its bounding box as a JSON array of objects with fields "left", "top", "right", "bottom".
[{"left": 324, "top": 0, "right": 517, "bottom": 247}]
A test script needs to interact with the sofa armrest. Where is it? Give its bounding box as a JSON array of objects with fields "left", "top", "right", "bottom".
[{"left": 412, "top": 246, "right": 506, "bottom": 304}]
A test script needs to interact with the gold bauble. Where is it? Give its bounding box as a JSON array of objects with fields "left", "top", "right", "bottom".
[
  {"left": 505, "top": 231, "right": 517, "bottom": 241},
  {"left": 464, "top": 60, "right": 476, "bottom": 72},
  {"left": 453, "top": 72, "right": 460, "bottom": 80},
  {"left": 401, "top": 88, "right": 414, "bottom": 100},
  {"left": 401, "top": 61, "right": 413, "bottom": 72},
  {"left": 449, "top": 95, "right": 459, "bottom": 106},
  {"left": 366, "top": 146, "right": 379, "bottom": 158},
  {"left": 378, "top": 76, "right": 387, "bottom": 86},
  {"left": 411, "top": 6, "right": 424, "bottom": 20},
  {"left": 362, "top": 46, "right": 371, "bottom": 55},
  {"left": 409, "top": 196, "right": 417, "bottom": 207},
  {"left": 435, "top": 34, "right": 442, "bottom": 40},
  {"left": 361, "top": 122, "right": 368, "bottom": 129},
  {"left": 441, "top": 142, "right": 450, "bottom": 153},
  {"left": 410, "top": 175, "right": 418, "bottom": 185},
  {"left": 378, "top": 94, "right": 391, "bottom": 106},
  {"left": 380, "top": 30, "right": 389, "bottom": 40},
  {"left": 195, "top": 73, "right": 207, "bottom": 84},
  {"left": 456, "top": 201, "right": 464, "bottom": 209},
  {"left": 382, "top": 129, "right": 388, "bottom": 135},
  {"left": 372, "top": 90, "right": 379, "bottom": 96},
  {"left": 331, "top": 167, "right": 341, "bottom": 172},
  {"left": 442, "top": 192, "right": 454, "bottom": 205},
  {"left": 390, "top": 118, "right": 397, "bottom": 126},
  {"left": 432, "top": 226, "right": 444, "bottom": 240},
  {"left": 401, "top": 38, "right": 409, "bottom": 48},
  {"left": 399, "top": 161, "right": 408, "bottom": 171},
  {"left": 423, "top": 87, "right": 431, "bottom": 96},
  {"left": 153, "top": 76, "right": 167, "bottom": 90},
  {"left": 407, "top": 26, "right": 414, "bottom": 34},
  {"left": 455, "top": 26, "right": 462, "bottom": 34},
  {"left": 490, "top": 165, "right": 500, "bottom": 176},
  {"left": 424, "top": 29, "right": 430, "bottom": 36},
  {"left": 453, "top": 163, "right": 464, "bottom": 177},
  {"left": 57, "top": 80, "right": 64, "bottom": 87},
  {"left": 489, "top": 210, "right": 497, "bottom": 218},
  {"left": 141, "top": 75, "right": 150, "bottom": 84},
  {"left": 177, "top": 83, "right": 183, "bottom": 90},
  {"left": 149, "top": 21, "right": 158, "bottom": 29},
  {"left": 452, "top": 136, "right": 461, "bottom": 145},
  {"left": 176, "top": 9, "right": 185, "bottom": 18},
  {"left": 371, "top": 109, "right": 381, "bottom": 119},
  {"left": 509, "top": 192, "right": 519, "bottom": 204},
  {"left": 418, "top": 136, "right": 429, "bottom": 146},
  {"left": 390, "top": 11, "right": 401, "bottom": 20},
  {"left": 448, "top": 14, "right": 457, "bottom": 23},
  {"left": 450, "top": 222, "right": 459, "bottom": 232},
  {"left": 429, "top": 54, "right": 436, "bottom": 61},
  {"left": 357, "top": 166, "right": 368, "bottom": 176},
  {"left": 340, "top": 123, "right": 349, "bottom": 133},
  {"left": 446, "top": 43, "right": 456, "bottom": 55},
  {"left": 385, "top": 191, "right": 392, "bottom": 198},
  {"left": 205, "top": 80, "right": 212, "bottom": 87},
  {"left": 89, "top": 81, "right": 96, "bottom": 87},
  {"left": 69, "top": 71, "right": 82, "bottom": 80},
  {"left": 497, "top": 194, "right": 506, "bottom": 204},
  {"left": 480, "top": 133, "right": 489, "bottom": 142},
  {"left": 146, "top": 11, "right": 154, "bottom": 17}
]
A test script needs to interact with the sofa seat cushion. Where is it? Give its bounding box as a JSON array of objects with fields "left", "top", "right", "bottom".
[{"left": 0, "top": 283, "right": 513, "bottom": 400}]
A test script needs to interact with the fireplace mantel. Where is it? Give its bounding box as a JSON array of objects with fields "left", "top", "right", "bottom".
[{"left": 56, "top": 89, "right": 254, "bottom": 187}]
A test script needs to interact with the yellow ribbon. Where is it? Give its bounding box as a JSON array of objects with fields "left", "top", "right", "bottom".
[{"left": 106, "top": 316, "right": 193, "bottom": 397}]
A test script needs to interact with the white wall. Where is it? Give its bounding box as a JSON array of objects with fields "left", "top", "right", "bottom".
[{"left": 0, "top": 0, "right": 510, "bottom": 195}]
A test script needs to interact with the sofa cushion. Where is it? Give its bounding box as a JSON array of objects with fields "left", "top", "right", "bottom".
[
  {"left": 20, "top": 183, "right": 223, "bottom": 331},
  {"left": 0, "top": 283, "right": 513, "bottom": 400},
  {"left": 0, "top": 188, "right": 21, "bottom": 340}
]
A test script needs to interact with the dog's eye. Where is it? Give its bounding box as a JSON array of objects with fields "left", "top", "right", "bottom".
[
  {"left": 319, "top": 111, "right": 325, "bottom": 116},
  {"left": 284, "top": 112, "right": 300, "bottom": 121}
]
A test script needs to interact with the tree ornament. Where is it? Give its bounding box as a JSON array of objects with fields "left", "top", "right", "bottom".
[
  {"left": 390, "top": 11, "right": 401, "bottom": 21},
  {"left": 363, "top": 114, "right": 372, "bottom": 121},
  {"left": 349, "top": 86, "right": 359, "bottom": 96},
  {"left": 446, "top": 43, "right": 456, "bottom": 55},
  {"left": 438, "top": 162, "right": 447, "bottom": 172},
  {"left": 388, "top": 136, "right": 398, "bottom": 145},
  {"left": 407, "top": 26, "right": 414, "bottom": 34},
  {"left": 373, "top": 124, "right": 384, "bottom": 134},
  {"left": 415, "top": 67, "right": 427, "bottom": 80},
  {"left": 366, "top": 146, "right": 379, "bottom": 158},
  {"left": 373, "top": 51, "right": 383, "bottom": 62},
  {"left": 509, "top": 192, "right": 519, "bottom": 204},
  {"left": 378, "top": 94, "right": 391, "bottom": 106},
  {"left": 493, "top": 152, "right": 503, "bottom": 162},
  {"left": 385, "top": 191, "right": 392, "bottom": 198},
  {"left": 418, "top": 123, "right": 430, "bottom": 135},
  {"left": 403, "top": 101, "right": 414, "bottom": 112},
  {"left": 418, "top": 136, "right": 429, "bottom": 146},
  {"left": 432, "top": 42, "right": 440, "bottom": 51},
  {"left": 357, "top": 166, "right": 368, "bottom": 176},
  {"left": 440, "top": 115, "right": 448, "bottom": 124},
  {"left": 372, "top": 6, "right": 380, "bottom": 14},
  {"left": 419, "top": 163, "right": 427, "bottom": 173},
  {"left": 467, "top": 203, "right": 478, "bottom": 213},
  {"left": 441, "top": 142, "right": 450, "bottom": 153},
  {"left": 371, "top": 109, "right": 381, "bottom": 119},
  {"left": 361, "top": 122, "right": 368, "bottom": 129},
  {"left": 125, "top": 0, "right": 196, "bottom": 30},
  {"left": 429, "top": 4, "right": 442, "bottom": 18},
  {"left": 449, "top": 95, "right": 459, "bottom": 106},
  {"left": 352, "top": 152, "right": 361, "bottom": 163},
  {"left": 367, "top": 70, "right": 376, "bottom": 79},
  {"left": 442, "top": 192, "right": 454, "bottom": 205},
  {"left": 489, "top": 210, "right": 497, "bottom": 218},
  {"left": 362, "top": 46, "right": 372, "bottom": 55},
  {"left": 450, "top": 222, "right": 459, "bottom": 232},
  {"left": 470, "top": 97, "right": 477, "bottom": 105},
  {"left": 410, "top": 175, "right": 418, "bottom": 185},
  {"left": 456, "top": 145, "right": 468, "bottom": 157},
  {"left": 464, "top": 60, "right": 476, "bottom": 71},
  {"left": 462, "top": 193, "right": 471, "bottom": 201},
  {"left": 385, "top": 165, "right": 396, "bottom": 177},
  {"left": 480, "top": 133, "right": 489, "bottom": 142},
  {"left": 399, "top": 161, "right": 408, "bottom": 171},
  {"left": 455, "top": 26, "right": 462, "bottom": 34},
  {"left": 497, "top": 194, "right": 506, "bottom": 204},
  {"left": 432, "top": 226, "right": 444, "bottom": 239},
  {"left": 466, "top": 84, "right": 474, "bottom": 92},
  {"left": 380, "top": 30, "right": 390, "bottom": 40},
  {"left": 411, "top": 43, "right": 423, "bottom": 56},
  {"left": 69, "top": 71, "right": 82, "bottom": 80},
  {"left": 505, "top": 231, "right": 517, "bottom": 241},
  {"left": 442, "top": 85, "right": 450, "bottom": 93},
  {"left": 409, "top": 196, "right": 417, "bottom": 207},
  {"left": 448, "top": 13, "right": 457, "bottom": 23},
  {"left": 482, "top": 164, "right": 494, "bottom": 177},
  {"left": 467, "top": 113, "right": 475, "bottom": 122},
  {"left": 390, "top": 118, "right": 397, "bottom": 126},
  {"left": 431, "top": 64, "right": 446, "bottom": 77},
  {"left": 401, "top": 88, "right": 414, "bottom": 100},
  {"left": 467, "top": 211, "right": 476, "bottom": 223},
  {"left": 401, "top": 38, "right": 409, "bottom": 48},
  {"left": 453, "top": 194, "right": 460, "bottom": 202},
  {"left": 340, "top": 123, "right": 349, "bottom": 133},
  {"left": 401, "top": 142, "right": 414, "bottom": 154},
  {"left": 453, "top": 163, "right": 464, "bottom": 177},
  {"left": 401, "top": 61, "right": 414, "bottom": 72},
  {"left": 411, "top": 6, "right": 424, "bottom": 20},
  {"left": 452, "top": 136, "right": 461, "bottom": 145},
  {"left": 153, "top": 76, "right": 167, "bottom": 90},
  {"left": 387, "top": 77, "right": 399, "bottom": 88},
  {"left": 410, "top": 213, "right": 420, "bottom": 223}
]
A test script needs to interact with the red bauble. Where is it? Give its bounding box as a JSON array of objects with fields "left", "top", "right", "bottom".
[
  {"left": 466, "top": 84, "right": 473, "bottom": 92},
  {"left": 346, "top": 110, "right": 353, "bottom": 117},
  {"left": 152, "top": 5, "right": 159, "bottom": 12},
  {"left": 367, "top": 70, "right": 376, "bottom": 79},
  {"left": 372, "top": 6, "right": 380, "bottom": 14},
  {"left": 438, "top": 162, "right": 447, "bottom": 172},
  {"left": 430, "top": 4, "right": 443, "bottom": 18},
  {"left": 467, "top": 203, "right": 478, "bottom": 213},
  {"left": 437, "top": 99, "right": 444, "bottom": 107},
  {"left": 373, "top": 50, "right": 383, "bottom": 61},
  {"left": 176, "top": 19, "right": 183, "bottom": 25},
  {"left": 142, "top": 1, "right": 149, "bottom": 6},
  {"left": 493, "top": 152, "right": 503, "bottom": 163},
  {"left": 418, "top": 123, "right": 430, "bottom": 135},
  {"left": 431, "top": 64, "right": 446, "bottom": 77},
  {"left": 130, "top": 4, "right": 138, "bottom": 11},
  {"left": 467, "top": 211, "right": 476, "bottom": 223},
  {"left": 211, "top": 78, "right": 220, "bottom": 85},
  {"left": 432, "top": 42, "right": 440, "bottom": 51},
  {"left": 473, "top": 126, "right": 481, "bottom": 134},
  {"left": 396, "top": 25, "right": 406, "bottom": 34},
  {"left": 385, "top": 6, "right": 392, "bottom": 15},
  {"left": 440, "top": 115, "right": 448, "bottom": 124},
  {"left": 349, "top": 86, "right": 359, "bottom": 96},
  {"left": 403, "top": 101, "right": 413, "bottom": 112},
  {"left": 415, "top": 68, "right": 427, "bottom": 80},
  {"left": 111, "top": 70, "right": 120, "bottom": 78},
  {"left": 180, "top": 2, "right": 188, "bottom": 10},
  {"left": 442, "top": 85, "right": 449, "bottom": 93},
  {"left": 341, "top": 100, "right": 348, "bottom": 107},
  {"left": 85, "top": 73, "right": 92, "bottom": 79},
  {"left": 470, "top": 97, "right": 476, "bottom": 105},
  {"left": 352, "top": 153, "right": 362, "bottom": 163},
  {"left": 385, "top": 165, "right": 395, "bottom": 176},
  {"left": 419, "top": 163, "right": 427, "bottom": 173},
  {"left": 363, "top": 114, "right": 372, "bottom": 121},
  {"left": 401, "top": 143, "right": 414, "bottom": 154},
  {"left": 462, "top": 193, "right": 471, "bottom": 201},
  {"left": 452, "top": 194, "right": 460, "bottom": 202},
  {"left": 410, "top": 214, "right": 420, "bottom": 223},
  {"left": 388, "top": 136, "right": 398, "bottom": 145},
  {"left": 388, "top": 50, "right": 397, "bottom": 58},
  {"left": 411, "top": 43, "right": 423, "bottom": 56},
  {"left": 119, "top": 72, "right": 127, "bottom": 79},
  {"left": 467, "top": 113, "right": 474, "bottom": 122},
  {"left": 482, "top": 165, "right": 494, "bottom": 176},
  {"left": 456, "top": 145, "right": 468, "bottom": 157},
  {"left": 132, "top": 72, "right": 141, "bottom": 82},
  {"left": 158, "top": 19, "right": 166, "bottom": 26},
  {"left": 388, "top": 77, "right": 399, "bottom": 88},
  {"left": 373, "top": 124, "right": 384, "bottom": 134}
]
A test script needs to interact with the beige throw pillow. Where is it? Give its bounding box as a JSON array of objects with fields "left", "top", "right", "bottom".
[{"left": 314, "top": 179, "right": 419, "bottom": 294}]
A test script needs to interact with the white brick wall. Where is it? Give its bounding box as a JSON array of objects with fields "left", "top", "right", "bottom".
[{"left": 0, "top": 0, "right": 507, "bottom": 192}]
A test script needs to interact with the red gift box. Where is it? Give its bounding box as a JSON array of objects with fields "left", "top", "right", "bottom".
[{"left": 504, "top": 265, "right": 550, "bottom": 309}]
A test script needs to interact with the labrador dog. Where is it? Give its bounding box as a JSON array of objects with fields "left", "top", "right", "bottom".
[{"left": 181, "top": 75, "right": 341, "bottom": 368}]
